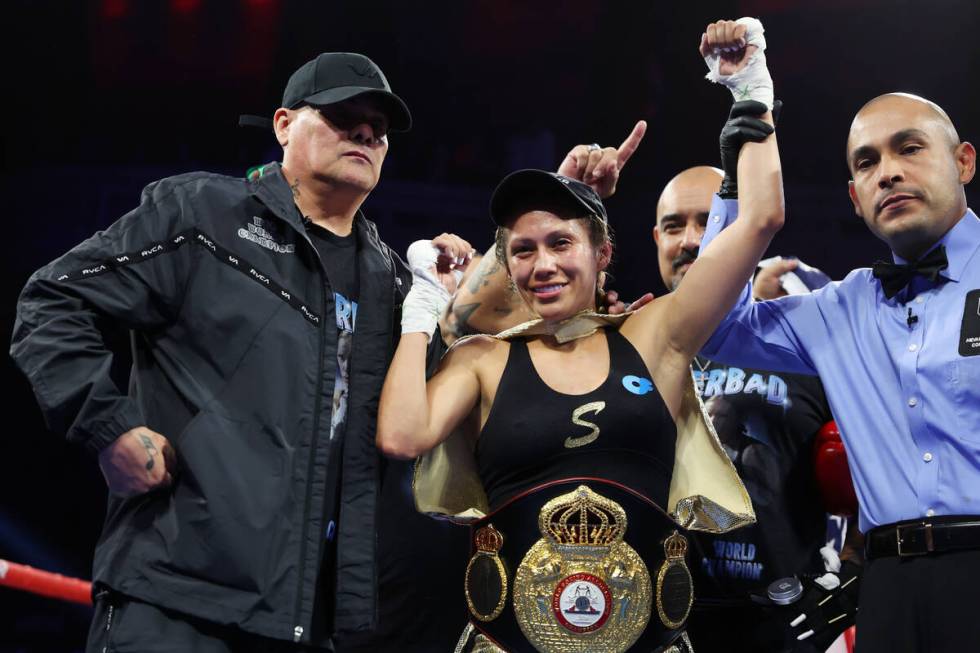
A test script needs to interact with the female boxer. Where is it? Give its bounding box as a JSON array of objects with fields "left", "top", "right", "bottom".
[{"left": 379, "top": 19, "right": 781, "bottom": 653}]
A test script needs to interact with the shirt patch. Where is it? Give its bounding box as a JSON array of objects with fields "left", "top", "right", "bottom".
[
  {"left": 960, "top": 289, "right": 980, "bottom": 356},
  {"left": 335, "top": 292, "right": 357, "bottom": 333},
  {"left": 237, "top": 216, "right": 295, "bottom": 254},
  {"left": 329, "top": 292, "right": 357, "bottom": 443},
  {"left": 694, "top": 367, "right": 788, "bottom": 406},
  {"left": 699, "top": 539, "right": 764, "bottom": 582},
  {"left": 328, "top": 293, "right": 357, "bottom": 445},
  {"left": 621, "top": 375, "right": 653, "bottom": 395}
]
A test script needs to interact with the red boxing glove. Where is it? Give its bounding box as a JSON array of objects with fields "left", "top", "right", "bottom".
[{"left": 813, "top": 421, "right": 859, "bottom": 516}]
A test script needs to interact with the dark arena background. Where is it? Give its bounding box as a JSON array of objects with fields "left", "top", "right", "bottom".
[{"left": 1, "top": 1, "right": 978, "bottom": 651}]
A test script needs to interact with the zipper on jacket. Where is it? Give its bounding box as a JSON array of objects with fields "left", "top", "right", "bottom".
[
  {"left": 93, "top": 589, "right": 113, "bottom": 633},
  {"left": 293, "top": 236, "right": 329, "bottom": 645},
  {"left": 102, "top": 592, "right": 115, "bottom": 653}
]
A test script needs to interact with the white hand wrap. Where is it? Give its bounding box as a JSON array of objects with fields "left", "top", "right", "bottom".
[
  {"left": 819, "top": 544, "right": 842, "bottom": 574},
  {"left": 401, "top": 240, "right": 453, "bottom": 341},
  {"left": 809, "top": 544, "right": 844, "bottom": 590},
  {"left": 703, "top": 17, "right": 774, "bottom": 110}
]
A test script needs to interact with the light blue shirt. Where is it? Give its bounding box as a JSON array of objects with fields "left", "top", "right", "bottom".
[{"left": 700, "top": 196, "right": 980, "bottom": 532}]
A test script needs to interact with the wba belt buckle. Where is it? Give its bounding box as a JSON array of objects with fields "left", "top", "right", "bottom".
[
  {"left": 464, "top": 481, "right": 694, "bottom": 653},
  {"left": 507, "top": 484, "right": 685, "bottom": 653}
]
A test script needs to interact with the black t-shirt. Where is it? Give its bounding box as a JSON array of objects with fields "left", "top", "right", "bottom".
[
  {"left": 306, "top": 222, "right": 358, "bottom": 508},
  {"left": 689, "top": 357, "right": 831, "bottom": 608},
  {"left": 307, "top": 222, "right": 359, "bottom": 308},
  {"left": 306, "top": 222, "right": 359, "bottom": 643}
]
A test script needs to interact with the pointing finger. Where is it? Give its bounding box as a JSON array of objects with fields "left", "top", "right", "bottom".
[{"left": 617, "top": 120, "right": 647, "bottom": 167}]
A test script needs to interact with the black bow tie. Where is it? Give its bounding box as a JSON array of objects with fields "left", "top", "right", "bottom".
[{"left": 872, "top": 245, "right": 949, "bottom": 299}]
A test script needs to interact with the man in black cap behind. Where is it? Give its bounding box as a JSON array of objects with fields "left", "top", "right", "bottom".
[{"left": 11, "top": 52, "right": 471, "bottom": 652}]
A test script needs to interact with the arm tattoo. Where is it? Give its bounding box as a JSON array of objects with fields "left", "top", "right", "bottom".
[
  {"left": 138, "top": 434, "right": 158, "bottom": 472},
  {"left": 451, "top": 302, "right": 482, "bottom": 337},
  {"left": 466, "top": 254, "right": 501, "bottom": 294}
]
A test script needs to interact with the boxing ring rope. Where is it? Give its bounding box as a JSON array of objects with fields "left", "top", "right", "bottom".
[
  {"left": 0, "top": 558, "right": 92, "bottom": 605},
  {"left": 0, "top": 556, "right": 854, "bottom": 651}
]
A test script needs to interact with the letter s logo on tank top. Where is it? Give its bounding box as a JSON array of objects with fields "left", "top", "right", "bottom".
[{"left": 564, "top": 401, "right": 606, "bottom": 449}]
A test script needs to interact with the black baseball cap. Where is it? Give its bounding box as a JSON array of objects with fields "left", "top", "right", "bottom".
[
  {"left": 239, "top": 52, "right": 411, "bottom": 132},
  {"left": 489, "top": 169, "right": 608, "bottom": 226}
]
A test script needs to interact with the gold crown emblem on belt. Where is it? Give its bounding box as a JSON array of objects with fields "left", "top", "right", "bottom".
[
  {"left": 656, "top": 531, "right": 693, "bottom": 629},
  {"left": 663, "top": 531, "right": 688, "bottom": 558},
  {"left": 475, "top": 523, "right": 505, "bottom": 553},
  {"left": 466, "top": 524, "right": 508, "bottom": 622},
  {"left": 540, "top": 485, "right": 626, "bottom": 552},
  {"left": 513, "top": 485, "right": 653, "bottom": 653}
]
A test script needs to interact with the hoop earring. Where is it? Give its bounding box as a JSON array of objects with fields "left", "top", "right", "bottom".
[{"left": 595, "top": 271, "right": 608, "bottom": 312}]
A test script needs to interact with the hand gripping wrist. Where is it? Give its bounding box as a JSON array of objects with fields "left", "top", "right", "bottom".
[
  {"left": 401, "top": 240, "right": 451, "bottom": 341},
  {"left": 704, "top": 17, "right": 774, "bottom": 110},
  {"left": 718, "top": 99, "right": 775, "bottom": 199}
]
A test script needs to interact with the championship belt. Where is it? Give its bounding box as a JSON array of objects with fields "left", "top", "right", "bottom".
[{"left": 464, "top": 478, "right": 693, "bottom": 653}]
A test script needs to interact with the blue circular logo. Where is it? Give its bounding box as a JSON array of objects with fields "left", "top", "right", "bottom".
[{"left": 622, "top": 375, "right": 653, "bottom": 395}]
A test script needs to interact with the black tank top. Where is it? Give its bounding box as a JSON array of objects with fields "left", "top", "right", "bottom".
[{"left": 476, "top": 328, "right": 676, "bottom": 511}]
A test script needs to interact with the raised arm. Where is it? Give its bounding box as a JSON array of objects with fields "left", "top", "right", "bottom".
[
  {"left": 693, "top": 196, "right": 822, "bottom": 376},
  {"left": 640, "top": 19, "right": 785, "bottom": 361},
  {"left": 377, "top": 234, "right": 487, "bottom": 459},
  {"left": 377, "top": 331, "right": 491, "bottom": 459},
  {"left": 665, "top": 106, "right": 782, "bottom": 355}
]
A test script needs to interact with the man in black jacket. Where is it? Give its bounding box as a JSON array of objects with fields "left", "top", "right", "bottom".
[{"left": 10, "top": 52, "right": 469, "bottom": 652}]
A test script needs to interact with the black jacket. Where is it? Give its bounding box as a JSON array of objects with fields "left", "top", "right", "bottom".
[{"left": 11, "top": 163, "right": 424, "bottom": 643}]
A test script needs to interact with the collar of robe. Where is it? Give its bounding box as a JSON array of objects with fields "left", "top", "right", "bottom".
[{"left": 492, "top": 310, "right": 629, "bottom": 344}]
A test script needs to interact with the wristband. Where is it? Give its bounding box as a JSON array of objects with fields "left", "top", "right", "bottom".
[
  {"left": 401, "top": 240, "right": 454, "bottom": 341},
  {"left": 703, "top": 17, "right": 774, "bottom": 110}
]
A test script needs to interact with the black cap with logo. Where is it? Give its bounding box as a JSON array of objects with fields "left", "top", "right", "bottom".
[
  {"left": 240, "top": 52, "right": 411, "bottom": 132},
  {"left": 489, "top": 169, "right": 607, "bottom": 226}
]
